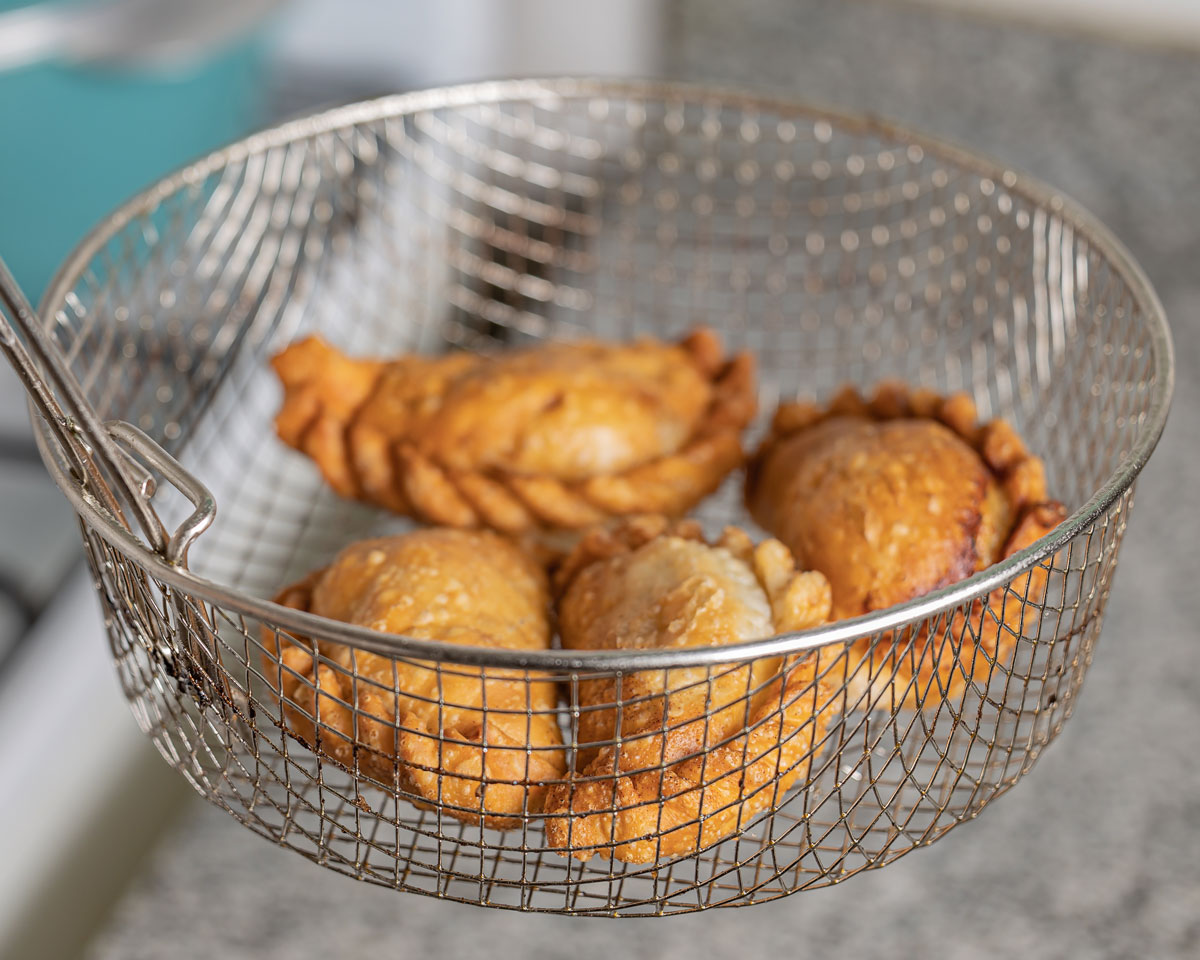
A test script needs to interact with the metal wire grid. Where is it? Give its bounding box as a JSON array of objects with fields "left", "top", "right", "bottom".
[
  {"left": 82, "top": 498, "right": 1127, "bottom": 913},
  {"left": 33, "top": 80, "right": 1167, "bottom": 914}
]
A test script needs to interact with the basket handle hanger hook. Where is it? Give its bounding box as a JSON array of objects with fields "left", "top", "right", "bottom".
[{"left": 0, "top": 255, "right": 214, "bottom": 567}]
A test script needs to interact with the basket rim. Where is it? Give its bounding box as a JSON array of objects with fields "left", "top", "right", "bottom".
[{"left": 33, "top": 76, "right": 1175, "bottom": 671}]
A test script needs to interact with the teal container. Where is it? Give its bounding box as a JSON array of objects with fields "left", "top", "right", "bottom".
[{"left": 0, "top": 1, "right": 268, "bottom": 302}]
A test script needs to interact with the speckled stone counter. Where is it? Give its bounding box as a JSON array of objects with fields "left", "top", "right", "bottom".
[{"left": 87, "top": 2, "right": 1199, "bottom": 958}]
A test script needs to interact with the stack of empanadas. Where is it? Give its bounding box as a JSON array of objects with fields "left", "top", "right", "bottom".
[
  {"left": 543, "top": 515, "right": 835, "bottom": 863},
  {"left": 263, "top": 327, "right": 1064, "bottom": 861}
]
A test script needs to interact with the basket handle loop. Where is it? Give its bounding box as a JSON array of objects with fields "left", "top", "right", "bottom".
[
  {"left": 0, "top": 255, "right": 213, "bottom": 566},
  {"left": 105, "top": 422, "right": 216, "bottom": 567}
]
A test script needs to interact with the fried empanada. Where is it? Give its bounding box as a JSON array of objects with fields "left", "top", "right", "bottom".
[
  {"left": 270, "top": 329, "right": 755, "bottom": 532},
  {"left": 747, "top": 383, "right": 1067, "bottom": 712},
  {"left": 263, "top": 529, "right": 566, "bottom": 827},
  {"left": 543, "top": 516, "right": 835, "bottom": 863}
]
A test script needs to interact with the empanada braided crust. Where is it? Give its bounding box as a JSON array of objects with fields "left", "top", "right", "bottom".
[
  {"left": 262, "top": 529, "right": 565, "bottom": 828},
  {"left": 543, "top": 516, "right": 836, "bottom": 863},
  {"left": 271, "top": 329, "right": 756, "bottom": 532},
  {"left": 747, "top": 383, "right": 1066, "bottom": 712}
]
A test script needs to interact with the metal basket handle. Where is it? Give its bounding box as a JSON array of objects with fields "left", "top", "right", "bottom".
[{"left": 0, "top": 255, "right": 214, "bottom": 567}]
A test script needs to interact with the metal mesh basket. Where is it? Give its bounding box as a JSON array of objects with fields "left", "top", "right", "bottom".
[{"left": 13, "top": 79, "right": 1172, "bottom": 915}]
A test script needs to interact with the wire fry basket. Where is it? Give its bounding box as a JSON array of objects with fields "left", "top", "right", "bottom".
[{"left": 0, "top": 79, "right": 1172, "bottom": 916}]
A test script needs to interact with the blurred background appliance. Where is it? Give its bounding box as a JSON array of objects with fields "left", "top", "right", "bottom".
[{"left": 0, "top": 0, "right": 274, "bottom": 664}]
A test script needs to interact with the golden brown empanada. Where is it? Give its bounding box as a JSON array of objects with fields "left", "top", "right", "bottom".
[
  {"left": 263, "top": 529, "right": 566, "bottom": 828},
  {"left": 543, "top": 516, "right": 835, "bottom": 863},
  {"left": 270, "top": 329, "right": 755, "bottom": 532},
  {"left": 747, "top": 383, "right": 1066, "bottom": 712}
]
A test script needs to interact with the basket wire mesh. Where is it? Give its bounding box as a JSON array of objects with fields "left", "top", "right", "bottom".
[{"left": 18, "top": 79, "right": 1171, "bottom": 915}]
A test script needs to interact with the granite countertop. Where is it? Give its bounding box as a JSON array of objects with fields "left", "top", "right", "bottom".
[{"left": 87, "top": 2, "right": 1199, "bottom": 958}]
